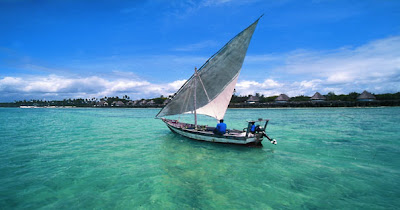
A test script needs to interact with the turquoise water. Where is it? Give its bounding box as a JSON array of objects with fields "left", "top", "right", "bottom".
[{"left": 0, "top": 107, "right": 399, "bottom": 209}]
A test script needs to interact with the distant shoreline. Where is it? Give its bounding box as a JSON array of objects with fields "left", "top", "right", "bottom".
[
  {"left": 228, "top": 100, "right": 400, "bottom": 108},
  {"left": 2, "top": 100, "right": 399, "bottom": 109}
]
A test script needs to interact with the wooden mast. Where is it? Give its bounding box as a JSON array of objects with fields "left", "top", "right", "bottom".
[{"left": 194, "top": 67, "right": 198, "bottom": 129}]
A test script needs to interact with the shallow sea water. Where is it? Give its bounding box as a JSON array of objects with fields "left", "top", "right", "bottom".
[{"left": 0, "top": 107, "right": 399, "bottom": 209}]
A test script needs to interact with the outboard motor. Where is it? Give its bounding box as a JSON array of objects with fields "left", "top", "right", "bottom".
[
  {"left": 262, "top": 131, "right": 277, "bottom": 145},
  {"left": 245, "top": 119, "right": 277, "bottom": 145}
]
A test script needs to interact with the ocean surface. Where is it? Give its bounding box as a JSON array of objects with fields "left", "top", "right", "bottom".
[{"left": 0, "top": 107, "right": 399, "bottom": 209}]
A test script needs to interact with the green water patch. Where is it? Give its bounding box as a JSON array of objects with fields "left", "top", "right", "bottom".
[{"left": 0, "top": 107, "right": 399, "bottom": 209}]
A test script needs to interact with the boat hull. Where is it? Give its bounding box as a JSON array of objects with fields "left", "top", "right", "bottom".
[{"left": 162, "top": 119, "right": 263, "bottom": 146}]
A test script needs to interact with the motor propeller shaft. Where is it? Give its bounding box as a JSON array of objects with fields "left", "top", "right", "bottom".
[{"left": 262, "top": 131, "right": 277, "bottom": 145}]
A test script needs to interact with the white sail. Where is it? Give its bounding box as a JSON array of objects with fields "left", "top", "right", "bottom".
[
  {"left": 156, "top": 18, "right": 260, "bottom": 120},
  {"left": 195, "top": 75, "right": 238, "bottom": 119}
]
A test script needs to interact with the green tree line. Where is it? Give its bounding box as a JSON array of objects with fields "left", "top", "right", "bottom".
[
  {"left": 1, "top": 92, "right": 399, "bottom": 107},
  {"left": 231, "top": 91, "right": 400, "bottom": 103}
]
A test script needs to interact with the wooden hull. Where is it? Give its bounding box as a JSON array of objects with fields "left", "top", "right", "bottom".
[{"left": 162, "top": 119, "right": 263, "bottom": 146}]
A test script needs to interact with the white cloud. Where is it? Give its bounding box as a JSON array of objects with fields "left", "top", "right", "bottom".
[
  {"left": 284, "top": 36, "right": 400, "bottom": 79},
  {"left": 0, "top": 75, "right": 186, "bottom": 102},
  {"left": 167, "top": 79, "right": 187, "bottom": 90},
  {"left": 236, "top": 36, "right": 400, "bottom": 96},
  {"left": 1, "top": 36, "right": 399, "bottom": 101},
  {"left": 236, "top": 79, "right": 283, "bottom": 96}
]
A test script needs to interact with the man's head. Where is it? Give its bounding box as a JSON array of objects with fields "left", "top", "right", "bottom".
[{"left": 220, "top": 119, "right": 224, "bottom": 123}]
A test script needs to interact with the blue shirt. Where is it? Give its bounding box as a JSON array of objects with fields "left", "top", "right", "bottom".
[
  {"left": 216, "top": 122, "right": 227, "bottom": 134},
  {"left": 250, "top": 124, "right": 256, "bottom": 132}
]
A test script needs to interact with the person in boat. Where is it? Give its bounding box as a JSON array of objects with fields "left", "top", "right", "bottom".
[
  {"left": 250, "top": 122, "right": 256, "bottom": 134},
  {"left": 213, "top": 119, "right": 227, "bottom": 135}
]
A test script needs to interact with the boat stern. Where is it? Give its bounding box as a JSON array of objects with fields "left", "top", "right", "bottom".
[{"left": 245, "top": 119, "right": 277, "bottom": 145}]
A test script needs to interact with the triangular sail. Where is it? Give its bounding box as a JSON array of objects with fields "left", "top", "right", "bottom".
[{"left": 156, "top": 18, "right": 260, "bottom": 120}]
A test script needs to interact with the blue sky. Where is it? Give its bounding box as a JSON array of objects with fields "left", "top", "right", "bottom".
[{"left": 1, "top": 0, "right": 399, "bottom": 102}]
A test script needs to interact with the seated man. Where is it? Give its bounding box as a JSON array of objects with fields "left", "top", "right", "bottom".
[
  {"left": 250, "top": 122, "right": 256, "bottom": 134},
  {"left": 213, "top": 119, "right": 227, "bottom": 135}
]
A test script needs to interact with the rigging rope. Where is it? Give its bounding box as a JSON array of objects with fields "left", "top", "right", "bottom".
[{"left": 197, "top": 72, "right": 210, "bottom": 102}]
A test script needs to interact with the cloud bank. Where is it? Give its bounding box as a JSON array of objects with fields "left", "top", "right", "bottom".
[
  {"left": 237, "top": 36, "right": 400, "bottom": 97},
  {"left": 0, "top": 75, "right": 186, "bottom": 102},
  {"left": 0, "top": 36, "right": 399, "bottom": 102}
]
